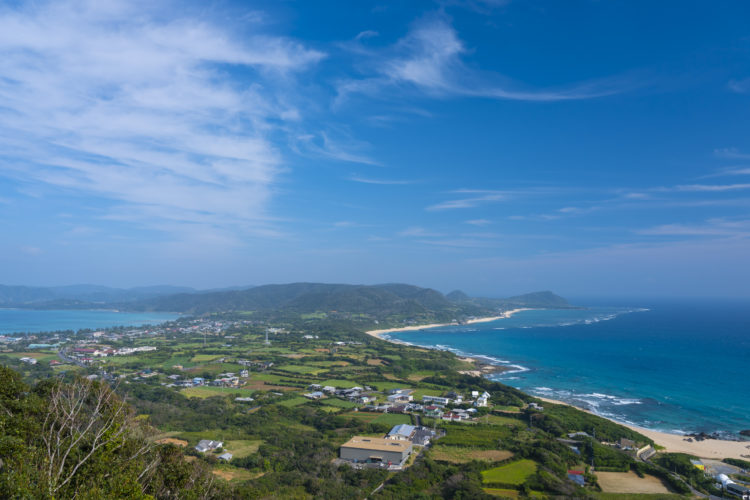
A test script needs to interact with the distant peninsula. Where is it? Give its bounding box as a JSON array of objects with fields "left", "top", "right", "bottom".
[{"left": 0, "top": 282, "right": 573, "bottom": 324}]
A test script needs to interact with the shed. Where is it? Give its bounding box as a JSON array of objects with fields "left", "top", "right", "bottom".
[{"left": 340, "top": 436, "right": 412, "bottom": 465}]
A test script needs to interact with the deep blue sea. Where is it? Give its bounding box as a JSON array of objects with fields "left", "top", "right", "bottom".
[
  {"left": 385, "top": 300, "right": 750, "bottom": 438},
  {"left": 0, "top": 309, "right": 180, "bottom": 335}
]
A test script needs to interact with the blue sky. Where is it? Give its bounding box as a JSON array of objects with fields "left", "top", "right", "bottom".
[{"left": 1, "top": 0, "right": 749, "bottom": 298}]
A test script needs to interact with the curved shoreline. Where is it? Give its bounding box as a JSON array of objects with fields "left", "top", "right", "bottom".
[
  {"left": 366, "top": 311, "right": 750, "bottom": 460},
  {"left": 365, "top": 308, "right": 531, "bottom": 339},
  {"left": 537, "top": 397, "right": 750, "bottom": 460}
]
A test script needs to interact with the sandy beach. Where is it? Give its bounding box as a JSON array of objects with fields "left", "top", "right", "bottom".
[
  {"left": 537, "top": 397, "right": 750, "bottom": 460},
  {"left": 365, "top": 308, "right": 530, "bottom": 339},
  {"left": 366, "top": 311, "right": 750, "bottom": 460}
]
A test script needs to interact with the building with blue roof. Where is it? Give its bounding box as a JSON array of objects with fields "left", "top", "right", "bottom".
[{"left": 387, "top": 424, "right": 416, "bottom": 441}]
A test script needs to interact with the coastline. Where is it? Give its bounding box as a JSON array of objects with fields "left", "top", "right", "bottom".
[
  {"left": 537, "top": 397, "right": 750, "bottom": 460},
  {"left": 365, "top": 312, "right": 749, "bottom": 461},
  {"left": 365, "top": 308, "right": 531, "bottom": 339}
]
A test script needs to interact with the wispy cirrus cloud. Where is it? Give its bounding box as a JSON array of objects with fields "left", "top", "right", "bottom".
[
  {"left": 348, "top": 176, "right": 414, "bottom": 185},
  {"left": 674, "top": 183, "right": 750, "bottom": 192},
  {"left": 398, "top": 226, "right": 443, "bottom": 237},
  {"left": 0, "top": 0, "right": 324, "bottom": 240},
  {"left": 337, "top": 15, "right": 639, "bottom": 105},
  {"left": 465, "top": 219, "right": 492, "bottom": 226},
  {"left": 714, "top": 148, "right": 750, "bottom": 160},
  {"left": 427, "top": 189, "right": 511, "bottom": 210},
  {"left": 728, "top": 78, "right": 750, "bottom": 94},
  {"left": 638, "top": 219, "right": 750, "bottom": 238},
  {"left": 292, "top": 132, "right": 381, "bottom": 166}
]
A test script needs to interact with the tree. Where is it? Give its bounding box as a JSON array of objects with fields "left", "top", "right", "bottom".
[{"left": 39, "top": 377, "right": 155, "bottom": 497}]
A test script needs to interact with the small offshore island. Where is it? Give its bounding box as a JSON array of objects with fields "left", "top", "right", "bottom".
[{"left": 1, "top": 283, "right": 749, "bottom": 499}]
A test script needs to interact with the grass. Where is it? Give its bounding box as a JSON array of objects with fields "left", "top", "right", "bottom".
[
  {"left": 275, "top": 364, "right": 325, "bottom": 375},
  {"left": 224, "top": 440, "right": 263, "bottom": 458},
  {"left": 595, "top": 471, "right": 672, "bottom": 495},
  {"left": 483, "top": 488, "right": 519, "bottom": 498},
  {"left": 317, "top": 378, "right": 360, "bottom": 388},
  {"left": 278, "top": 396, "right": 310, "bottom": 408},
  {"left": 317, "top": 398, "right": 357, "bottom": 409},
  {"left": 493, "top": 405, "right": 523, "bottom": 413},
  {"left": 439, "top": 424, "right": 513, "bottom": 448},
  {"left": 593, "top": 495, "right": 684, "bottom": 500},
  {"left": 318, "top": 406, "right": 345, "bottom": 413},
  {"left": 430, "top": 446, "right": 514, "bottom": 464},
  {"left": 371, "top": 413, "right": 412, "bottom": 426},
  {"left": 481, "top": 459, "right": 537, "bottom": 485},
  {"left": 483, "top": 489, "right": 546, "bottom": 498},
  {"left": 309, "top": 360, "right": 350, "bottom": 367},
  {"left": 212, "top": 464, "right": 262, "bottom": 482},
  {"left": 484, "top": 414, "right": 524, "bottom": 427},
  {"left": 190, "top": 354, "right": 222, "bottom": 362},
  {"left": 300, "top": 312, "right": 327, "bottom": 319},
  {"left": 180, "top": 386, "right": 255, "bottom": 399}
]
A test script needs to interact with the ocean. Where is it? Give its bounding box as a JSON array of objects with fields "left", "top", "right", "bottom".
[
  {"left": 385, "top": 300, "right": 750, "bottom": 439},
  {"left": 0, "top": 309, "right": 180, "bottom": 335}
]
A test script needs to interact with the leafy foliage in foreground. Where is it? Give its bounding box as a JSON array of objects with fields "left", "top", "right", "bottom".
[{"left": 0, "top": 365, "right": 221, "bottom": 499}]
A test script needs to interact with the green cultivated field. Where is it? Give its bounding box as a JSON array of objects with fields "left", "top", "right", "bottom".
[
  {"left": 276, "top": 364, "right": 325, "bottom": 374},
  {"left": 371, "top": 413, "right": 412, "bottom": 426},
  {"left": 278, "top": 396, "right": 310, "bottom": 408},
  {"left": 180, "top": 386, "right": 255, "bottom": 399},
  {"left": 224, "top": 440, "right": 263, "bottom": 458},
  {"left": 482, "top": 459, "right": 537, "bottom": 485}
]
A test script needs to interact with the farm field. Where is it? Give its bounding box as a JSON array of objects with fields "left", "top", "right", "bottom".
[
  {"left": 481, "top": 459, "right": 537, "bottom": 485},
  {"left": 595, "top": 471, "right": 672, "bottom": 494},
  {"left": 594, "top": 494, "right": 683, "bottom": 500},
  {"left": 278, "top": 396, "right": 310, "bottom": 407},
  {"left": 430, "top": 446, "right": 513, "bottom": 464},
  {"left": 180, "top": 386, "right": 255, "bottom": 399},
  {"left": 224, "top": 440, "right": 263, "bottom": 458}
]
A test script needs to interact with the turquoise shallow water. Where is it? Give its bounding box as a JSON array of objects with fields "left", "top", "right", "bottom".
[
  {"left": 0, "top": 309, "right": 180, "bottom": 335},
  {"left": 386, "top": 300, "right": 750, "bottom": 438}
]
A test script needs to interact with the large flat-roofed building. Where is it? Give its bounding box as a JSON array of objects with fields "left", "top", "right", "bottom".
[{"left": 340, "top": 436, "right": 412, "bottom": 465}]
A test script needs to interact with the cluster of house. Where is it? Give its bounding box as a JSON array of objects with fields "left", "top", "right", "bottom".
[
  {"left": 237, "top": 359, "right": 274, "bottom": 370},
  {"left": 362, "top": 390, "right": 491, "bottom": 420},
  {"left": 304, "top": 384, "right": 371, "bottom": 401},
  {"left": 339, "top": 423, "right": 438, "bottom": 469},
  {"left": 18, "top": 356, "right": 37, "bottom": 365},
  {"left": 302, "top": 385, "right": 493, "bottom": 422},
  {"left": 64, "top": 345, "right": 158, "bottom": 364},
  {"left": 689, "top": 460, "right": 750, "bottom": 499},
  {"left": 194, "top": 440, "right": 233, "bottom": 462},
  {"left": 166, "top": 370, "right": 250, "bottom": 389}
]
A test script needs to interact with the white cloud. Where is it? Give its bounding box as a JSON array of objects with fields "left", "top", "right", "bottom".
[
  {"left": 714, "top": 148, "right": 750, "bottom": 160},
  {"left": 427, "top": 192, "right": 506, "bottom": 210},
  {"left": 398, "top": 226, "right": 443, "bottom": 237},
  {"left": 728, "top": 78, "right": 750, "bottom": 93},
  {"left": 292, "top": 132, "right": 381, "bottom": 166},
  {"left": 638, "top": 219, "right": 750, "bottom": 238},
  {"left": 465, "top": 219, "right": 492, "bottom": 226},
  {"left": 0, "top": 0, "right": 324, "bottom": 238},
  {"left": 338, "top": 15, "right": 637, "bottom": 104},
  {"left": 675, "top": 183, "right": 750, "bottom": 192},
  {"left": 348, "top": 176, "right": 413, "bottom": 185}
]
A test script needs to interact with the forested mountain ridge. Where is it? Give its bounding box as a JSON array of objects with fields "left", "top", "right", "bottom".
[
  {"left": 1, "top": 282, "right": 573, "bottom": 319},
  {"left": 127, "top": 283, "right": 572, "bottom": 317},
  {"left": 446, "top": 289, "right": 573, "bottom": 310},
  {"left": 0, "top": 284, "right": 196, "bottom": 306}
]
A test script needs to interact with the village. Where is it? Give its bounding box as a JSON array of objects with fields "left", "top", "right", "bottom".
[{"left": 2, "top": 317, "right": 749, "bottom": 498}]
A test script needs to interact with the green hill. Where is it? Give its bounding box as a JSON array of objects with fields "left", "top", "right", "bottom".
[{"left": 126, "top": 283, "right": 572, "bottom": 320}]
